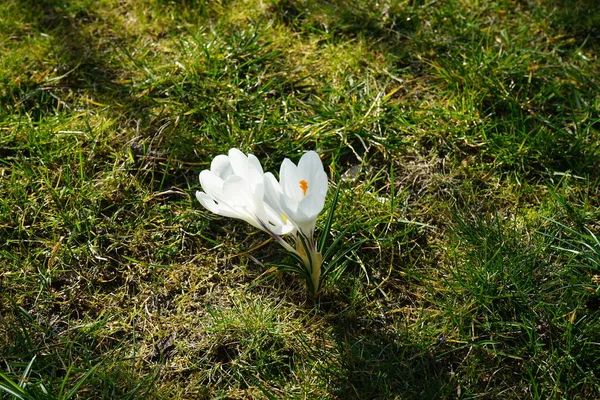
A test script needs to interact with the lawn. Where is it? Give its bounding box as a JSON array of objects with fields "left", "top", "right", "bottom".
[{"left": 1, "top": 0, "right": 600, "bottom": 398}]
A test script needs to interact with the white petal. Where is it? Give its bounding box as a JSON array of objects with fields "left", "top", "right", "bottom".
[
  {"left": 228, "top": 148, "right": 263, "bottom": 185},
  {"left": 264, "top": 175, "right": 296, "bottom": 235},
  {"left": 280, "top": 158, "right": 304, "bottom": 202},
  {"left": 196, "top": 191, "right": 240, "bottom": 219},
  {"left": 282, "top": 200, "right": 316, "bottom": 238},
  {"left": 298, "top": 193, "right": 325, "bottom": 219},
  {"left": 299, "top": 152, "right": 328, "bottom": 199},
  {"left": 263, "top": 203, "right": 295, "bottom": 235},
  {"left": 228, "top": 148, "right": 249, "bottom": 176},
  {"left": 298, "top": 151, "right": 323, "bottom": 181},
  {"left": 217, "top": 177, "right": 265, "bottom": 230},
  {"left": 223, "top": 175, "right": 255, "bottom": 207},
  {"left": 199, "top": 170, "right": 224, "bottom": 197},
  {"left": 312, "top": 169, "right": 329, "bottom": 196},
  {"left": 210, "top": 154, "right": 233, "bottom": 179},
  {"left": 263, "top": 172, "right": 283, "bottom": 211},
  {"left": 247, "top": 153, "right": 264, "bottom": 175},
  {"left": 297, "top": 220, "right": 317, "bottom": 238}
]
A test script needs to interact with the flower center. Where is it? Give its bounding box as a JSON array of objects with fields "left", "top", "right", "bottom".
[{"left": 299, "top": 180, "right": 308, "bottom": 196}]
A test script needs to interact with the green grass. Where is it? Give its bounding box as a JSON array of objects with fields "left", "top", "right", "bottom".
[{"left": 1, "top": 0, "right": 600, "bottom": 398}]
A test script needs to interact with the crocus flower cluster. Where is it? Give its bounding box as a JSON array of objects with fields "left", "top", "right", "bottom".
[{"left": 196, "top": 149, "right": 328, "bottom": 297}]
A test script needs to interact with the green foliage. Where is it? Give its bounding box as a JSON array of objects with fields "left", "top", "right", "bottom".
[{"left": 2, "top": 0, "right": 599, "bottom": 398}]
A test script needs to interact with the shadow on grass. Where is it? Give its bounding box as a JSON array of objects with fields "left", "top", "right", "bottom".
[
  {"left": 269, "top": 0, "right": 421, "bottom": 74},
  {"left": 332, "top": 326, "right": 452, "bottom": 399},
  {"left": 271, "top": 0, "right": 417, "bottom": 44},
  {"left": 5, "top": 0, "right": 206, "bottom": 193},
  {"left": 5, "top": 0, "right": 153, "bottom": 122},
  {"left": 0, "top": 299, "right": 158, "bottom": 399},
  {"left": 312, "top": 298, "right": 454, "bottom": 399},
  {"left": 544, "top": 0, "right": 600, "bottom": 48}
]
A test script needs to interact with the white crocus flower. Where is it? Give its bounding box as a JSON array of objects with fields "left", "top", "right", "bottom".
[
  {"left": 264, "top": 151, "right": 328, "bottom": 296},
  {"left": 264, "top": 151, "right": 328, "bottom": 240},
  {"left": 196, "top": 148, "right": 294, "bottom": 236},
  {"left": 196, "top": 148, "right": 332, "bottom": 299}
]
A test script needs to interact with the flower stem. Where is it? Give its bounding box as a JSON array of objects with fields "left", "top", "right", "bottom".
[
  {"left": 309, "top": 250, "right": 323, "bottom": 298},
  {"left": 295, "top": 235, "right": 323, "bottom": 298}
]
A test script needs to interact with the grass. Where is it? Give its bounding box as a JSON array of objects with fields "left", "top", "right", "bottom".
[{"left": 1, "top": 0, "right": 599, "bottom": 398}]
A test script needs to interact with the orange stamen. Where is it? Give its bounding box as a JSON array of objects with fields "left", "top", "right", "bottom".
[{"left": 299, "top": 180, "right": 308, "bottom": 196}]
